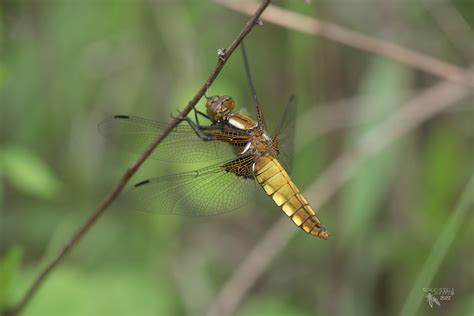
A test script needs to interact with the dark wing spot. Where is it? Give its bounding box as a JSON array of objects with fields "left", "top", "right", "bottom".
[
  {"left": 114, "top": 115, "right": 130, "bottom": 119},
  {"left": 135, "top": 179, "right": 151, "bottom": 187},
  {"left": 222, "top": 156, "right": 255, "bottom": 179}
]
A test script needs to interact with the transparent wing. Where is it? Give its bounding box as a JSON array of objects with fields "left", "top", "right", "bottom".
[
  {"left": 241, "top": 41, "right": 267, "bottom": 129},
  {"left": 128, "top": 155, "right": 257, "bottom": 216},
  {"left": 272, "top": 95, "right": 296, "bottom": 173},
  {"left": 98, "top": 115, "right": 249, "bottom": 163}
]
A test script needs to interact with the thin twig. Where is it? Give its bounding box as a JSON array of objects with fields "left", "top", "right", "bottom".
[
  {"left": 1, "top": 1, "right": 271, "bottom": 316},
  {"left": 215, "top": 0, "right": 474, "bottom": 89},
  {"left": 206, "top": 75, "right": 472, "bottom": 316}
]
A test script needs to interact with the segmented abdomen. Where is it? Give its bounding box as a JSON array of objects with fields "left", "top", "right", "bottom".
[{"left": 254, "top": 156, "right": 329, "bottom": 239}]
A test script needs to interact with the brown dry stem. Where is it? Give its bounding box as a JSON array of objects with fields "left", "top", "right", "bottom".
[
  {"left": 215, "top": 0, "right": 474, "bottom": 89},
  {"left": 206, "top": 76, "right": 472, "bottom": 316}
]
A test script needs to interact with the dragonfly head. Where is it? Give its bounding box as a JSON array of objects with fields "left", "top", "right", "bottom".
[{"left": 206, "top": 95, "right": 235, "bottom": 122}]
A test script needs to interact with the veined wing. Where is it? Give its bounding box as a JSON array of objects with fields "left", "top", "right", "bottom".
[
  {"left": 98, "top": 115, "right": 250, "bottom": 163},
  {"left": 129, "top": 155, "right": 257, "bottom": 216},
  {"left": 272, "top": 95, "right": 296, "bottom": 173}
]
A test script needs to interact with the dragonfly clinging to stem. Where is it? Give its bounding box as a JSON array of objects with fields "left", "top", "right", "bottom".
[{"left": 99, "top": 42, "right": 329, "bottom": 239}]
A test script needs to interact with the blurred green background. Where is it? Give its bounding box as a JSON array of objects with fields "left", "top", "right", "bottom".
[{"left": 1, "top": 0, "right": 473, "bottom": 315}]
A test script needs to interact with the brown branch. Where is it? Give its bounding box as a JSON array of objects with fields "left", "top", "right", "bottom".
[
  {"left": 1, "top": 1, "right": 271, "bottom": 316},
  {"left": 215, "top": 0, "right": 474, "bottom": 89},
  {"left": 206, "top": 74, "right": 472, "bottom": 316}
]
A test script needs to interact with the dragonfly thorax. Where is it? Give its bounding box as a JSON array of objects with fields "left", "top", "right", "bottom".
[
  {"left": 249, "top": 130, "right": 278, "bottom": 158},
  {"left": 206, "top": 95, "right": 276, "bottom": 158}
]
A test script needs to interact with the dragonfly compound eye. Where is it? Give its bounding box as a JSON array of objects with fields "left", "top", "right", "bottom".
[
  {"left": 206, "top": 95, "right": 235, "bottom": 121},
  {"left": 222, "top": 96, "right": 235, "bottom": 112}
]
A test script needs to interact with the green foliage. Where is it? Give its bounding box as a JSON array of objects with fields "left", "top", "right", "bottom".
[
  {"left": 238, "top": 296, "right": 312, "bottom": 316},
  {"left": 341, "top": 58, "right": 410, "bottom": 240},
  {"left": 20, "top": 266, "right": 176, "bottom": 316},
  {"left": 418, "top": 127, "right": 470, "bottom": 236},
  {"left": 401, "top": 174, "right": 474, "bottom": 316},
  {"left": 1, "top": 0, "right": 472, "bottom": 315},
  {"left": 1, "top": 145, "right": 61, "bottom": 199},
  {"left": 451, "top": 294, "right": 474, "bottom": 316},
  {"left": 0, "top": 247, "right": 22, "bottom": 310}
]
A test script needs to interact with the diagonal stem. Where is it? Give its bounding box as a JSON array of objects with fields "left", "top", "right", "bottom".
[{"left": 1, "top": 1, "right": 271, "bottom": 316}]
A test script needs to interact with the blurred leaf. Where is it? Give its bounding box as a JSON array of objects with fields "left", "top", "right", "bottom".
[
  {"left": 454, "top": 0, "right": 474, "bottom": 28},
  {"left": 341, "top": 58, "right": 410, "bottom": 240},
  {"left": 1, "top": 1, "right": 472, "bottom": 315},
  {"left": 450, "top": 293, "right": 474, "bottom": 316},
  {"left": 293, "top": 137, "right": 326, "bottom": 188},
  {"left": 21, "top": 266, "right": 176, "bottom": 316},
  {"left": 418, "top": 127, "right": 468, "bottom": 235},
  {"left": 401, "top": 173, "right": 474, "bottom": 316},
  {"left": 1, "top": 145, "right": 61, "bottom": 199},
  {"left": 238, "top": 296, "right": 312, "bottom": 316},
  {"left": 0, "top": 246, "right": 22, "bottom": 310},
  {"left": 0, "top": 63, "right": 7, "bottom": 88}
]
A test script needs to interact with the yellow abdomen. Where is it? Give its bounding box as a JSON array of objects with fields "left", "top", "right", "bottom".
[{"left": 254, "top": 156, "right": 329, "bottom": 239}]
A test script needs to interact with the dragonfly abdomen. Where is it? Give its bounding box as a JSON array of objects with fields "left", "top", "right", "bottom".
[{"left": 254, "top": 156, "right": 329, "bottom": 239}]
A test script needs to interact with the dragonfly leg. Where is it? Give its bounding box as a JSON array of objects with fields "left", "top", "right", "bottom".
[
  {"left": 193, "top": 107, "right": 210, "bottom": 126},
  {"left": 180, "top": 115, "right": 214, "bottom": 141}
]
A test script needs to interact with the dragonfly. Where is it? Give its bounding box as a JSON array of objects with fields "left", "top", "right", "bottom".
[{"left": 99, "top": 44, "right": 329, "bottom": 239}]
